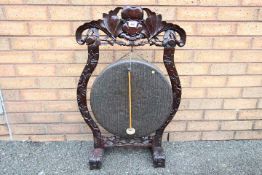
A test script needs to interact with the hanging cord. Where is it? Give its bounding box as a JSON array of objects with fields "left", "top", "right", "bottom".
[
  {"left": 117, "top": 46, "right": 144, "bottom": 62},
  {"left": 129, "top": 46, "right": 133, "bottom": 71},
  {"left": 0, "top": 90, "right": 13, "bottom": 140}
]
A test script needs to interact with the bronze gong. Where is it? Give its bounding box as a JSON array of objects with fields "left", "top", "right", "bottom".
[{"left": 90, "top": 58, "right": 173, "bottom": 138}]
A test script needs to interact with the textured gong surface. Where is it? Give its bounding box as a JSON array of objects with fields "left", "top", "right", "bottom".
[{"left": 90, "top": 58, "right": 172, "bottom": 138}]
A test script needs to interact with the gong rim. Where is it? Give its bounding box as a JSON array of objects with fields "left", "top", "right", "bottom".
[{"left": 90, "top": 58, "right": 173, "bottom": 138}]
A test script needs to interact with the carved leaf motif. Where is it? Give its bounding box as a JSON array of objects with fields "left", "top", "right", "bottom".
[
  {"left": 143, "top": 8, "right": 165, "bottom": 39},
  {"left": 100, "top": 7, "right": 122, "bottom": 38}
]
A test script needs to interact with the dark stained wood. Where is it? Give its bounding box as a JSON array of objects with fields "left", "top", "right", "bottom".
[
  {"left": 103, "top": 135, "right": 153, "bottom": 148},
  {"left": 89, "top": 148, "right": 104, "bottom": 170},
  {"left": 75, "top": 6, "right": 186, "bottom": 169},
  {"left": 76, "top": 6, "right": 186, "bottom": 47}
]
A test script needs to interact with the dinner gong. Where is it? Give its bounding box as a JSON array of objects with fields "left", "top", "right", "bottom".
[
  {"left": 75, "top": 6, "right": 186, "bottom": 170},
  {"left": 91, "top": 58, "right": 172, "bottom": 138}
]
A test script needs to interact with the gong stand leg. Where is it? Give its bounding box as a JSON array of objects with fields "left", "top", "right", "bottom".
[
  {"left": 152, "top": 146, "right": 165, "bottom": 168},
  {"left": 151, "top": 130, "right": 165, "bottom": 168},
  {"left": 89, "top": 145, "right": 104, "bottom": 170},
  {"left": 89, "top": 148, "right": 104, "bottom": 170}
]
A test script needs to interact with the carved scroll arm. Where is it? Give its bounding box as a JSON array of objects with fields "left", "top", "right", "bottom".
[
  {"left": 76, "top": 23, "right": 101, "bottom": 45},
  {"left": 76, "top": 28, "right": 104, "bottom": 148},
  {"left": 152, "top": 27, "right": 185, "bottom": 147},
  {"left": 162, "top": 24, "right": 186, "bottom": 47}
]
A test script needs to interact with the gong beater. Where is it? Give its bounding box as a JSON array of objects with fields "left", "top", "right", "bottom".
[{"left": 90, "top": 58, "right": 173, "bottom": 138}]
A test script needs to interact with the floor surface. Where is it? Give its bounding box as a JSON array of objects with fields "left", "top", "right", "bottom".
[{"left": 0, "top": 140, "right": 262, "bottom": 175}]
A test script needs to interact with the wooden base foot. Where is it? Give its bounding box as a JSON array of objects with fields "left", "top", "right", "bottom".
[
  {"left": 152, "top": 146, "right": 165, "bottom": 168},
  {"left": 89, "top": 148, "right": 104, "bottom": 170}
]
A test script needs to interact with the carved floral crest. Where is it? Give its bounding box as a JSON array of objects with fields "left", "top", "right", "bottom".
[{"left": 76, "top": 6, "right": 186, "bottom": 47}]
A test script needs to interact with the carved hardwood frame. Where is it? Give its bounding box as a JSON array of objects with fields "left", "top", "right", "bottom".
[{"left": 75, "top": 6, "right": 186, "bottom": 169}]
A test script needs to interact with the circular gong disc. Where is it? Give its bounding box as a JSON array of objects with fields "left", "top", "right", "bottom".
[{"left": 90, "top": 58, "right": 172, "bottom": 138}]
